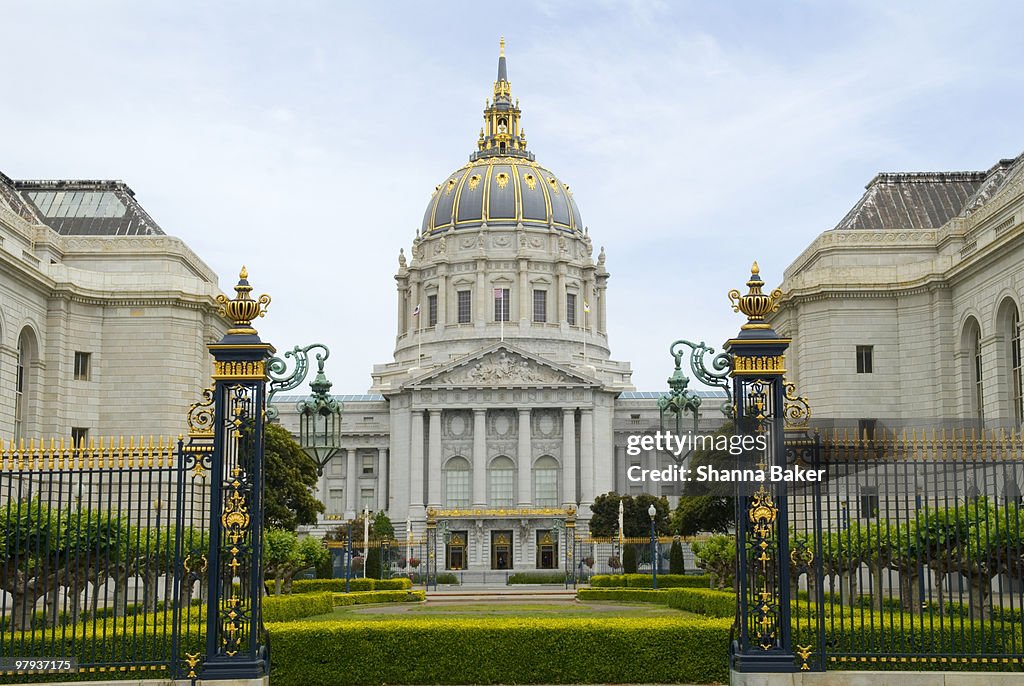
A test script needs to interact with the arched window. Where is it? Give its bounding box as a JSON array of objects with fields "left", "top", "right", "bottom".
[
  {"left": 962, "top": 317, "right": 984, "bottom": 422},
  {"left": 532, "top": 455, "right": 559, "bottom": 507},
  {"left": 15, "top": 327, "right": 38, "bottom": 441},
  {"left": 488, "top": 456, "right": 515, "bottom": 507},
  {"left": 1008, "top": 305, "right": 1023, "bottom": 424},
  {"left": 443, "top": 456, "right": 470, "bottom": 508}
]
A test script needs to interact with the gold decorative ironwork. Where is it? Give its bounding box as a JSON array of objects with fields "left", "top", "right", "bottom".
[
  {"left": 782, "top": 378, "right": 811, "bottom": 429},
  {"left": 183, "top": 553, "right": 208, "bottom": 575},
  {"left": 215, "top": 266, "right": 271, "bottom": 335},
  {"left": 728, "top": 261, "right": 783, "bottom": 330},
  {"left": 184, "top": 653, "right": 201, "bottom": 679},
  {"left": 0, "top": 436, "right": 176, "bottom": 472},
  {"left": 732, "top": 355, "right": 786, "bottom": 375},
  {"left": 796, "top": 644, "right": 813, "bottom": 670},
  {"left": 212, "top": 360, "right": 267, "bottom": 380},
  {"left": 428, "top": 506, "right": 576, "bottom": 518},
  {"left": 749, "top": 484, "right": 777, "bottom": 539},
  {"left": 187, "top": 386, "right": 215, "bottom": 437}
]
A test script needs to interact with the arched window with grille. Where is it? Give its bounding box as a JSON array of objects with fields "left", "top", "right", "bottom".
[
  {"left": 532, "top": 455, "right": 559, "bottom": 507},
  {"left": 488, "top": 456, "right": 515, "bottom": 507},
  {"left": 15, "top": 327, "right": 38, "bottom": 441},
  {"left": 962, "top": 317, "right": 984, "bottom": 423},
  {"left": 443, "top": 456, "right": 470, "bottom": 508}
]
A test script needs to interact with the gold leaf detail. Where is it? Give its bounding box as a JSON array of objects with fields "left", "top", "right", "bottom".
[
  {"left": 468, "top": 174, "right": 481, "bottom": 190},
  {"left": 523, "top": 173, "right": 537, "bottom": 190},
  {"left": 495, "top": 172, "right": 509, "bottom": 189}
]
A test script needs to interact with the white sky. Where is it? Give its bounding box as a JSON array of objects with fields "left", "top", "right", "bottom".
[{"left": 4, "top": 1, "right": 1023, "bottom": 393}]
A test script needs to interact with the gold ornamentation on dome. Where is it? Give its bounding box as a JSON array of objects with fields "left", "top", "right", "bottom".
[
  {"left": 728, "top": 261, "right": 782, "bottom": 330},
  {"left": 523, "top": 173, "right": 537, "bottom": 190},
  {"left": 564, "top": 184, "right": 571, "bottom": 194},
  {"left": 495, "top": 172, "right": 509, "bottom": 189},
  {"left": 216, "top": 266, "right": 271, "bottom": 336},
  {"left": 468, "top": 174, "right": 481, "bottom": 190},
  {"left": 446, "top": 178, "right": 457, "bottom": 195},
  {"left": 547, "top": 177, "right": 559, "bottom": 194}
]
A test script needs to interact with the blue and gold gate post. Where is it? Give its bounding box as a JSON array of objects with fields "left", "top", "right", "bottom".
[
  {"left": 726, "top": 262, "right": 796, "bottom": 672},
  {"left": 203, "top": 267, "right": 274, "bottom": 680}
]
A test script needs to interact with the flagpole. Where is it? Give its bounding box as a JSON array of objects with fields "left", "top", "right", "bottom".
[{"left": 583, "top": 301, "right": 588, "bottom": 365}]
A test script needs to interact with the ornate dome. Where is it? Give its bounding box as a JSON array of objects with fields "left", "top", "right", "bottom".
[
  {"left": 420, "top": 39, "right": 583, "bottom": 236},
  {"left": 421, "top": 159, "right": 583, "bottom": 235}
]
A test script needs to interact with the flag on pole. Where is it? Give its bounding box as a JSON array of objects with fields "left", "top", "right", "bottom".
[
  {"left": 412, "top": 304, "right": 421, "bottom": 316},
  {"left": 583, "top": 301, "right": 591, "bottom": 313}
]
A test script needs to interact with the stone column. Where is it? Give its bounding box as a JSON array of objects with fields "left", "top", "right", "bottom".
[
  {"left": 345, "top": 448, "right": 357, "bottom": 516},
  {"left": 473, "top": 409, "right": 487, "bottom": 506},
  {"left": 562, "top": 408, "right": 576, "bottom": 507},
  {"left": 518, "top": 258, "right": 530, "bottom": 326},
  {"left": 428, "top": 409, "right": 442, "bottom": 508},
  {"left": 580, "top": 408, "right": 594, "bottom": 508},
  {"left": 437, "top": 263, "right": 448, "bottom": 328},
  {"left": 475, "top": 259, "right": 487, "bottom": 328},
  {"left": 518, "top": 408, "right": 531, "bottom": 506},
  {"left": 556, "top": 262, "right": 567, "bottom": 329},
  {"left": 378, "top": 448, "right": 389, "bottom": 511},
  {"left": 410, "top": 410, "right": 425, "bottom": 513}
]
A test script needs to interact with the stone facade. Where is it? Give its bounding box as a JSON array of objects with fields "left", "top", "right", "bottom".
[
  {"left": 0, "top": 174, "right": 227, "bottom": 442},
  {"left": 770, "top": 154, "right": 1024, "bottom": 429}
]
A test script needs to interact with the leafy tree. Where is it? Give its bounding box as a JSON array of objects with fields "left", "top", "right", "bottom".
[
  {"left": 263, "top": 423, "right": 324, "bottom": 530},
  {"left": 692, "top": 534, "right": 736, "bottom": 590},
  {"left": 589, "top": 492, "right": 671, "bottom": 537},
  {"left": 669, "top": 538, "right": 685, "bottom": 574},
  {"left": 372, "top": 511, "right": 395, "bottom": 539},
  {"left": 263, "top": 529, "right": 329, "bottom": 595},
  {"left": 671, "top": 496, "right": 734, "bottom": 536},
  {"left": 366, "top": 548, "right": 382, "bottom": 579}
]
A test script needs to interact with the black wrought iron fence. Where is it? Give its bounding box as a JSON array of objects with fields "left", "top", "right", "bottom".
[
  {"left": 0, "top": 436, "right": 208, "bottom": 679},
  {"left": 787, "top": 428, "right": 1024, "bottom": 670}
]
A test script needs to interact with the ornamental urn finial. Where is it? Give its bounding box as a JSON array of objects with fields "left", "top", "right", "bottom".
[
  {"left": 727, "top": 261, "right": 782, "bottom": 330},
  {"left": 216, "top": 266, "right": 271, "bottom": 335}
]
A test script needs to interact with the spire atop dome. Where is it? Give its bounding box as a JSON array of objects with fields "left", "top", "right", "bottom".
[{"left": 471, "top": 39, "right": 534, "bottom": 162}]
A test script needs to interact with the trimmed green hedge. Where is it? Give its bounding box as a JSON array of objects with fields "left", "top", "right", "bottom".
[
  {"left": 266, "top": 616, "right": 731, "bottom": 685},
  {"left": 576, "top": 588, "right": 671, "bottom": 605},
  {"left": 589, "top": 573, "right": 711, "bottom": 589},
  {"left": 289, "top": 577, "right": 412, "bottom": 594},
  {"left": 264, "top": 592, "right": 335, "bottom": 622},
  {"left": 507, "top": 572, "right": 568, "bottom": 584},
  {"left": 331, "top": 590, "right": 425, "bottom": 606}
]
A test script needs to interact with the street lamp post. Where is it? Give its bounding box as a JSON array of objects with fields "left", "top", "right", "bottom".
[
  {"left": 648, "top": 504, "right": 658, "bottom": 590},
  {"left": 295, "top": 349, "right": 343, "bottom": 477},
  {"left": 344, "top": 511, "right": 355, "bottom": 593}
]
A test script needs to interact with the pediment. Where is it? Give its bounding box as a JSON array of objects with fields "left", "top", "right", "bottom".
[{"left": 406, "top": 343, "right": 598, "bottom": 389}]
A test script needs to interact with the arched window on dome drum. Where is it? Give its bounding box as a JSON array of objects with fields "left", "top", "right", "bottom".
[
  {"left": 533, "top": 455, "right": 559, "bottom": 507},
  {"left": 974, "top": 326, "right": 984, "bottom": 423},
  {"left": 444, "top": 456, "right": 471, "bottom": 508},
  {"left": 488, "top": 456, "right": 515, "bottom": 507}
]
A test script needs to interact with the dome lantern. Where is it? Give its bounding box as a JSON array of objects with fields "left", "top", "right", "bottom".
[{"left": 471, "top": 38, "right": 534, "bottom": 162}]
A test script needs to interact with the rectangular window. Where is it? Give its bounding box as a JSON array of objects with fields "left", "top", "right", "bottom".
[
  {"left": 566, "top": 293, "right": 577, "bottom": 326},
  {"left": 493, "top": 287, "right": 510, "bottom": 322},
  {"left": 328, "top": 487, "right": 345, "bottom": 513},
  {"left": 427, "top": 294, "right": 438, "bottom": 327},
  {"left": 858, "top": 418, "right": 877, "bottom": 442},
  {"left": 859, "top": 486, "right": 879, "bottom": 519},
  {"left": 856, "top": 345, "right": 873, "bottom": 374},
  {"left": 532, "top": 289, "right": 547, "bottom": 323},
  {"left": 360, "top": 487, "right": 375, "bottom": 512},
  {"left": 74, "top": 351, "right": 91, "bottom": 381},
  {"left": 71, "top": 427, "right": 89, "bottom": 447},
  {"left": 362, "top": 453, "right": 375, "bottom": 475},
  {"left": 457, "top": 290, "right": 472, "bottom": 324}
]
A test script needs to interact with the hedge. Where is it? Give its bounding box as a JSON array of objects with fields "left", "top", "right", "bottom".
[
  {"left": 265, "top": 616, "right": 732, "bottom": 685},
  {"left": 289, "top": 577, "right": 412, "bottom": 594},
  {"left": 331, "top": 590, "right": 425, "bottom": 606},
  {"left": 264, "top": 592, "right": 335, "bottom": 622},
  {"left": 507, "top": 572, "right": 568, "bottom": 584},
  {"left": 589, "top": 573, "right": 711, "bottom": 589},
  {"left": 576, "top": 588, "right": 671, "bottom": 605}
]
